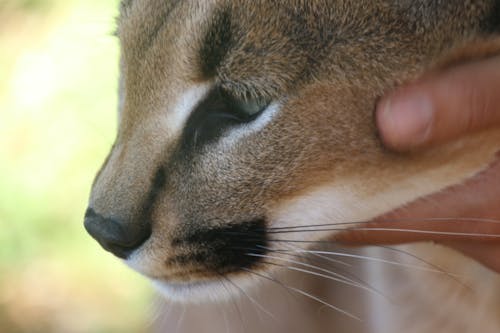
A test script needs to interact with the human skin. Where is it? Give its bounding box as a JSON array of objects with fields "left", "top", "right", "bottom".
[{"left": 336, "top": 55, "right": 500, "bottom": 273}]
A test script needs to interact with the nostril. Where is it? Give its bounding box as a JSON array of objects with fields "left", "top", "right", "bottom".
[{"left": 84, "top": 208, "right": 151, "bottom": 259}]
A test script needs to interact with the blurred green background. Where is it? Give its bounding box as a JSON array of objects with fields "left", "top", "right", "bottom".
[{"left": 0, "top": 0, "right": 154, "bottom": 332}]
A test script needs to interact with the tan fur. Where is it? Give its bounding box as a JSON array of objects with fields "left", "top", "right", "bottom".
[{"left": 86, "top": 1, "right": 500, "bottom": 332}]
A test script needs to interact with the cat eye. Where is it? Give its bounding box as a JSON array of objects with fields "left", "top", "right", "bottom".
[
  {"left": 181, "top": 87, "right": 271, "bottom": 150},
  {"left": 234, "top": 98, "right": 269, "bottom": 117},
  {"left": 221, "top": 89, "right": 270, "bottom": 120}
]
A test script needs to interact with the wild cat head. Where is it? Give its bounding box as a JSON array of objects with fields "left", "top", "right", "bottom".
[{"left": 84, "top": 0, "right": 500, "bottom": 300}]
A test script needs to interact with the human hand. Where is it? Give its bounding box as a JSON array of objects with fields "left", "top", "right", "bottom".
[{"left": 337, "top": 55, "right": 500, "bottom": 272}]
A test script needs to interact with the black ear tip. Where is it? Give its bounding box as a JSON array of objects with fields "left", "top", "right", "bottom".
[{"left": 84, "top": 208, "right": 151, "bottom": 259}]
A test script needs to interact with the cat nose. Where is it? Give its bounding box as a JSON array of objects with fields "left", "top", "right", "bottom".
[{"left": 84, "top": 208, "right": 151, "bottom": 259}]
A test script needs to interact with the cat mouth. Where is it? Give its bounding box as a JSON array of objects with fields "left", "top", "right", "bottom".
[{"left": 123, "top": 217, "right": 271, "bottom": 299}]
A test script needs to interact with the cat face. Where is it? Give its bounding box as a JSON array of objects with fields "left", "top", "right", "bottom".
[{"left": 84, "top": 0, "right": 500, "bottom": 300}]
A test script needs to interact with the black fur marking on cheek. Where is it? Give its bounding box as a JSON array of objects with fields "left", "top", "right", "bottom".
[
  {"left": 171, "top": 219, "right": 268, "bottom": 273},
  {"left": 200, "top": 8, "right": 233, "bottom": 77}
]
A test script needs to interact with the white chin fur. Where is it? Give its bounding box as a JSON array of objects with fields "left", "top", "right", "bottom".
[
  {"left": 125, "top": 244, "right": 269, "bottom": 303},
  {"left": 152, "top": 275, "right": 259, "bottom": 304}
]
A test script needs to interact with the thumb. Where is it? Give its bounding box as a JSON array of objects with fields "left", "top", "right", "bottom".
[{"left": 377, "top": 55, "right": 500, "bottom": 151}]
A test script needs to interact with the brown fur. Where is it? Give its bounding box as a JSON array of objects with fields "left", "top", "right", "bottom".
[{"left": 86, "top": 1, "right": 500, "bottom": 332}]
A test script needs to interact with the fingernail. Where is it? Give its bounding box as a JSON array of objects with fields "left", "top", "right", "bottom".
[{"left": 378, "top": 92, "right": 434, "bottom": 150}]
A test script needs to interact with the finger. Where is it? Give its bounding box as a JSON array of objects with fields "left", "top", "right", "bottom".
[
  {"left": 334, "top": 158, "right": 500, "bottom": 245},
  {"left": 377, "top": 55, "right": 500, "bottom": 151}
]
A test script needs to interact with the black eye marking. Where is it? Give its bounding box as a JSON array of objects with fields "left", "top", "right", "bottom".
[
  {"left": 200, "top": 8, "right": 233, "bottom": 77},
  {"left": 180, "top": 87, "right": 269, "bottom": 151}
]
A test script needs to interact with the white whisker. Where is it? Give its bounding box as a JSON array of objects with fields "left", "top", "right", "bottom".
[
  {"left": 248, "top": 252, "right": 385, "bottom": 298},
  {"left": 263, "top": 243, "right": 387, "bottom": 299},
  {"left": 222, "top": 308, "right": 230, "bottom": 333},
  {"left": 258, "top": 244, "right": 352, "bottom": 268},
  {"left": 271, "top": 248, "right": 458, "bottom": 274},
  {"left": 219, "top": 278, "right": 246, "bottom": 333},
  {"left": 379, "top": 245, "right": 469, "bottom": 288},
  {"left": 242, "top": 268, "right": 362, "bottom": 321},
  {"left": 268, "top": 227, "right": 500, "bottom": 238},
  {"left": 175, "top": 305, "right": 186, "bottom": 333},
  {"left": 223, "top": 276, "right": 278, "bottom": 323},
  {"left": 266, "top": 217, "right": 500, "bottom": 231},
  {"left": 347, "top": 228, "right": 500, "bottom": 238},
  {"left": 146, "top": 297, "right": 171, "bottom": 328}
]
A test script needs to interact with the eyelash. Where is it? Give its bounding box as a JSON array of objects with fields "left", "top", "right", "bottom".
[{"left": 220, "top": 89, "right": 269, "bottom": 119}]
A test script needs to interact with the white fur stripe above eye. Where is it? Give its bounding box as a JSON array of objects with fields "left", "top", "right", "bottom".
[{"left": 165, "top": 83, "right": 212, "bottom": 135}]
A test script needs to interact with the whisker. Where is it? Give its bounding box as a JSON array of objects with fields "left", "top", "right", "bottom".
[
  {"left": 175, "top": 305, "right": 187, "bottom": 333},
  {"left": 256, "top": 268, "right": 301, "bottom": 303},
  {"left": 264, "top": 243, "right": 352, "bottom": 267},
  {"left": 261, "top": 243, "right": 388, "bottom": 299},
  {"left": 266, "top": 217, "right": 500, "bottom": 231},
  {"left": 221, "top": 307, "right": 230, "bottom": 333},
  {"left": 246, "top": 252, "right": 376, "bottom": 293},
  {"left": 269, "top": 248, "right": 457, "bottom": 274},
  {"left": 147, "top": 298, "right": 163, "bottom": 326},
  {"left": 266, "top": 227, "right": 500, "bottom": 238},
  {"left": 252, "top": 250, "right": 355, "bottom": 283},
  {"left": 147, "top": 298, "right": 172, "bottom": 330},
  {"left": 341, "top": 228, "right": 500, "bottom": 238},
  {"left": 218, "top": 277, "right": 246, "bottom": 333},
  {"left": 242, "top": 267, "right": 362, "bottom": 321},
  {"left": 252, "top": 255, "right": 386, "bottom": 299},
  {"left": 222, "top": 275, "right": 279, "bottom": 323},
  {"left": 231, "top": 244, "right": 351, "bottom": 267},
  {"left": 236, "top": 243, "right": 386, "bottom": 300},
  {"left": 378, "top": 245, "right": 470, "bottom": 289}
]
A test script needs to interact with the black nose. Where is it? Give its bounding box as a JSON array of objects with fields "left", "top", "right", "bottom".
[{"left": 84, "top": 208, "right": 151, "bottom": 259}]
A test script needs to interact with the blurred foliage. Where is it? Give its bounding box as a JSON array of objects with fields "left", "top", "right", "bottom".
[
  {"left": 0, "top": 0, "right": 153, "bottom": 332},
  {"left": 0, "top": 0, "right": 54, "bottom": 11}
]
